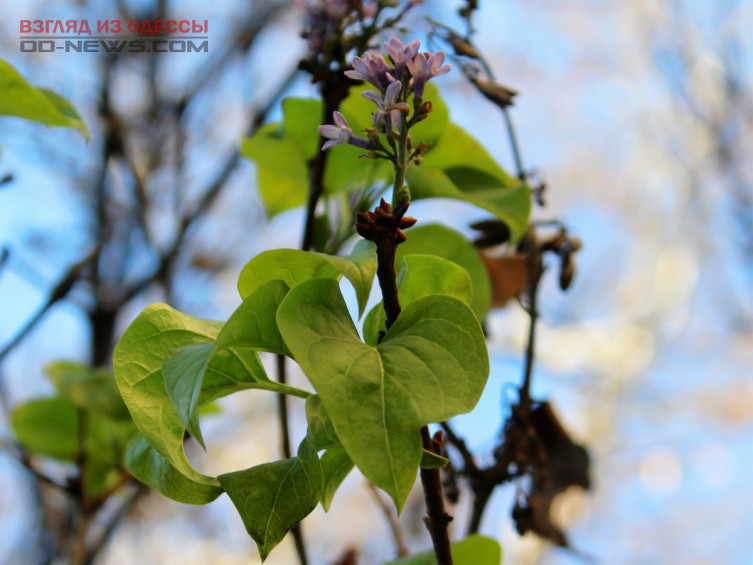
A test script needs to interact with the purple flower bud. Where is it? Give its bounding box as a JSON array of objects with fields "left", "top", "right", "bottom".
[
  {"left": 361, "top": 81, "right": 410, "bottom": 134},
  {"left": 345, "top": 50, "right": 394, "bottom": 92},
  {"left": 406, "top": 50, "right": 452, "bottom": 99},
  {"left": 384, "top": 37, "right": 421, "bottom": 84},
  {"left": 318, "top": 111, "right": 370, "bottom": 150}
]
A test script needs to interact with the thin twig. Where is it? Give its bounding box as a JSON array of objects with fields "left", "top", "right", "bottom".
[
  {"left": 366, "top": 481, "right": 409, "bottom": 558},
  {"left": 0, "top": 248, "right": 98, "bottom": 414},
  {"left": 440, "top": 421, "right": 492, "bottom": 535},
  {"left": 520, "top": 237, "right": 541, "bottom": 409},
  {"left": 82, "top": 485, "right": 146, "bottom": 565},
  {"left": 119, "top": 66, "right": 300, "bottom": 307}
]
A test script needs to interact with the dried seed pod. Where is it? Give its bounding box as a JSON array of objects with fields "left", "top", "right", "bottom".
[
  {"left": 470, "top": 76, "right": 518, "bottom": 108},
  {"left": 559, "top": 250, "right": 576, "bottom": 291},
  {"left": 447, "top": 35, "right": 480, "bottom": 59},
  {"left": 470, "top": 218, "right": 511, "bottom": 247}
]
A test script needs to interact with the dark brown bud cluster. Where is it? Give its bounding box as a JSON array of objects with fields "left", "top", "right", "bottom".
[
  {"left": 540, "top": 231, "right": 582, "bottom": 291},
  {"left": 413, "top": 100, "right": 433, "bottom": 122},
  {"left": 470, "top": 76, "right": 518, "bottom": 109},
  {"left": 355, "top": 198, "right": 417, "bottom": 244}
]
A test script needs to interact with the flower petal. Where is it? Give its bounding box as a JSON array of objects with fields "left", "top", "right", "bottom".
[
  {"left": 333, "top": 111, "right": 349, "bottom": 128},
  {"left": 385, "top": 81, "right": 402, "bottom": 106},
  {"left": 361, "top": 90, "right": 383, "bottom": 106},
  {"left": 405, "top": 39, "right": 421, "bottom": 59},
  {"left": 318, "top": 125, "right": 341, "bottom": 139},
  {"left": 352, "top": 57, "right": 369, "bottom": 76}
]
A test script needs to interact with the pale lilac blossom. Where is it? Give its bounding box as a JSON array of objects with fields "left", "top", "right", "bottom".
[
  {"left": 406, "top": 50, "right": 452, "bottom": 99},
  {"left": 318, "top": 111, "right": 370, "bottom": 150},
  {"left": 361, "top": 81, "right": 409, "bottom": 133},
  {"left": 383, "top": 37, "right": 420, "bottom": 84},
  {"left": 345, "top": 50, "right": 394, "bottom": 92}
]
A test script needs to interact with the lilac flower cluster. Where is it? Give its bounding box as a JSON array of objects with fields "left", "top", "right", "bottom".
[
  {"left": 345, "top": 37, "right": 451, "bottom": 98},
  {"left": 318, "top": 36, "right": 451, "bottom": 152}
]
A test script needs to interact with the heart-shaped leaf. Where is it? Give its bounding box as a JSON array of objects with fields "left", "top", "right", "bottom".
[
  {"left": 113, "top": 303, "right": 222, "bottom": 491},
  {"left": 237, "top": 241, "right": 377, "bottom": 316},
  {"left": 219, "top": 434, "right": 323, "bottom": 562},
  {"left": 363, "top": 254, "right": 473, "bottom": 346},
  {"left": 395, "top": 224, "right": 492, "bottom": 321},
  {"left": 277, "top": 278, "right": 488, "bottom": 511}
]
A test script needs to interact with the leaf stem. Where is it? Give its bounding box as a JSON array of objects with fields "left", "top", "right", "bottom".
[{"left": 390, "top": 119, "right": 410, "bottom": 209}]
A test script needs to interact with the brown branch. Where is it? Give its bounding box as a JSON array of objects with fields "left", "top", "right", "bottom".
[
  {"left": 441, "top": 421, "right": 490, "bottom": 535},
  {"left": 419, "top": 428, "right": 454, "bottom": 565},
  {"left": 358, "top": 200, "right": 453, "bottom": 564},
  {"left": 520, "top": 234, "right": 542, "bottom": 409}
]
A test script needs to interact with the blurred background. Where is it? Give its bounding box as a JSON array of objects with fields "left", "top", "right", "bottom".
[{"left": 0, "top": 0, "right": 751, "bottom": 564}]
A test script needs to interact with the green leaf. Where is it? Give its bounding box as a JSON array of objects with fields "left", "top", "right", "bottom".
[
  {"left": 237, "top": 241, "right": 377, "bottom": 317},
  {"left": 87, "top": 414, "right": 137, "bottom": 468},
  {"left": 11, "top": 396, "right": 137, "bottom": 496},
  {"left": 162, "top": 282, "right": 310, "bottom": 454},
  {"left": 45, "top": 361, "right": 130, "bottom": 420},
  {"left": 113, "top": 303, "right": 222, "bottom": 489},
  {"left": 305, "top": 394, "right": 340, "bottom": 451},
  {"left": 162, "top": 342, "right": 214, "bottom": 449},
  {"left": 242, "top": 92, "right": 392, "bottom": 218},
  {"left": 11, "top": 397, "right": 79, "bottom": 461},
  {"left": 395, "top": 224, "right": 491, "bottom": 321},
  {"left": 0, "top": 59, "right": 88, "bottom": 139},
  {"left": 420, "top": 449, "right": 449, "bottom": 469},
  {"left": 204, "top": 281, "right": 309, "bottom": 399},
  {"left": 363, "top": 254, "right": 473, "bottom": 346},
  {"left": 85, "top": 416, "right": 137, "bottom": 497},
  {"left": 320, "top": 447, "right": 354, "bottom": 511},
  {"left": 407, "top": 123, "right": 531, "bottom": 242},
  {"left": 241, "top": 123, "right": 309, "bottom": 217},
  {"left": 282, "top": 97, "right": 321, "bottom": 161},
  {"left": 219, "top": 435, "right": 323, "bottom": 562},
  {"left": 408, "top": 82, "right": 449, "bottom": 149},
  {"left": 384, "top": 535, "right": 502, "bottom": 565},
  {"left": 277, "top": 278, "right": 489, "bottom": 511},
  {"left": 126, "top": 435, "right": 223, "bottom": 504}
]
